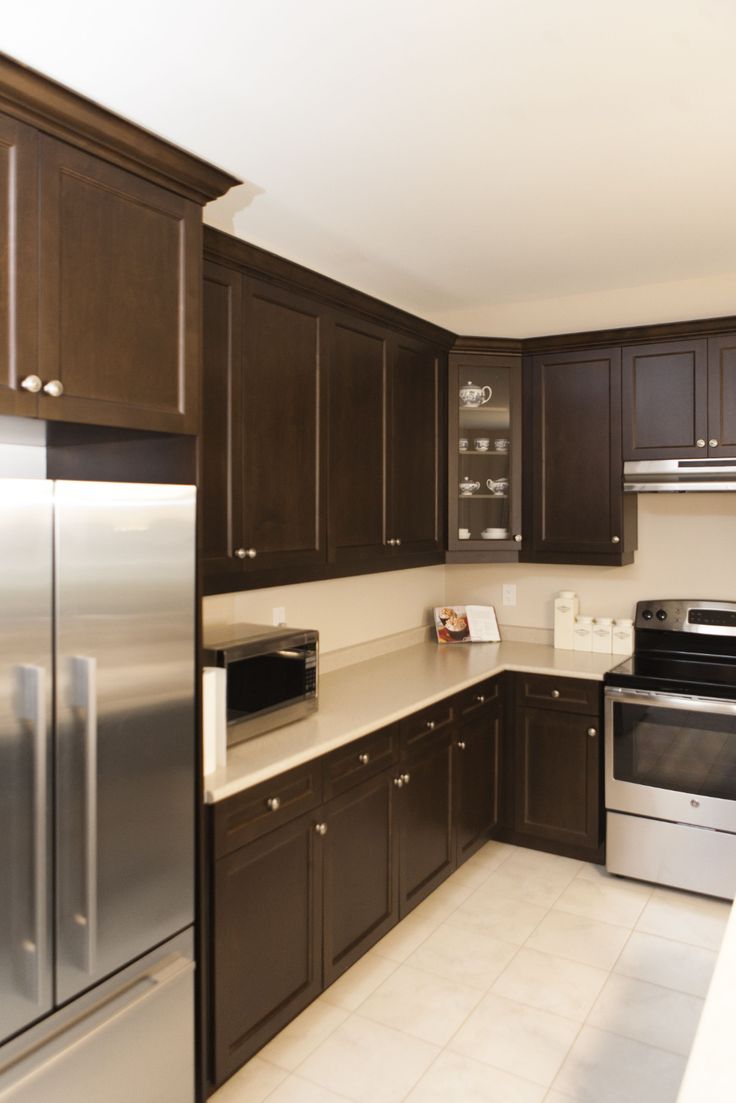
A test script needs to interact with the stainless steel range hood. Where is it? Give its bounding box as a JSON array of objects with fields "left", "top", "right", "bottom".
[{"left": 624, "top": 459, "right": 736, "bottom": 492}]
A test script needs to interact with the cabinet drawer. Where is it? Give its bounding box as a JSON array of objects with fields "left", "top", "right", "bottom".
[
  {"left": 213, "top": 760, "right": 323, "bottom": 857},
  {"left": 400, "top": 698, "right": 455, "bottom": 754},
  {"left": 456, "top": 676, "right": 503, "bottom": 718},
  {"left": 516, "top": 673, "right": 600, "bottom": 715},
  {"left": 324, "top": 724, "right": 399, "bottom": 799}
]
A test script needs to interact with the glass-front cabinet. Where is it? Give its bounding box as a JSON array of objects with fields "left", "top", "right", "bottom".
[{"left": 447, "top": 348, "right": 522, "bottom": 559}]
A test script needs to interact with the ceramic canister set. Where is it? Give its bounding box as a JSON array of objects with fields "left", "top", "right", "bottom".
[{"left": 554, "top": 591, "right": 633, "bottom": 654}]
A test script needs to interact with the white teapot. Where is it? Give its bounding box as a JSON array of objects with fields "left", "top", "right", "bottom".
[
  {"left": 459, "top": 476, "right": 481, "bottom": 496},
  {"left": 459, "top": 380, "right": 492, "bottom": 407}
]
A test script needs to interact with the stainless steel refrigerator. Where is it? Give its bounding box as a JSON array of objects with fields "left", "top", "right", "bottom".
[{"left": 0, "top": 479, "right": 196, "bottom": 1101}]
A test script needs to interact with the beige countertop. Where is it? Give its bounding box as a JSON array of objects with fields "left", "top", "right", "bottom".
[{"left": 204, "top": 640, "right": 618, "bottom": 803}]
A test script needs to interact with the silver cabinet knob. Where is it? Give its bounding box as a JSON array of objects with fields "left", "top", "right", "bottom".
[
  {"left": 234, "top": 547, "right": 247, "bottom": 559},
  {"left": 401, "top": 773, "right": 410, "bottom": 785},
  {"left": 457, "top": 740, "right": 466, "bottom": 750},
  {"left": 550, "top": 689, "right": 560, "bottom": 699},
  {"left": 611, "top": 536, "right": 620, "bottom": 544},
  {"left": 43, "top": 379, "right": 64, "bottom": 397},
  {"left": 475, "top": 694, "right": 486, "bottom": 704},
  {"left": 315, "top": 822, "right": 328, "bottom": 836},
  {"left": 266, "top": 796, "right": 281, "bottom": 812},
  {"left": 245, "top": 548, "right": 257, "bottom": 559},
  {"left": 709, "top": 439, "right": 719, "bottom": 448},
  {"left": 696, "top": 439, "right": 706, "bottom": 448},
  {"left": 587, "top": 727, "right": 598, "bottom": 738},
  {"left": 387, "top": 538, "right": 396, "bottom": 547},
  {"left": 426, "top": 720, "right": 436, "bottom": 730},
  {"left": 393, "top": 776, "right": 404, "bottom": 788},
  {"left": 20, "top": 374, "right": 42, "bottom": 393},
  {"left": 395, "top": 538, "right": 402, "bottom": 546},
  {"left": 358, "top": 752, "right": 370, "bottom": 765},
  {"left": 691, "top": 799, "right": 700, "bottom": 808},
  {"left": 514, "top": 534, "right": 522, "bottom": 543}
]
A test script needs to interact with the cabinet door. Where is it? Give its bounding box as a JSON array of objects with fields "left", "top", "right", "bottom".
[
  {"left": 398, "top": 731, "right": 454, "bottom": 917},
  {"left": 239, "top": 279, "right": 326, "bottom": 573},
  {"left": 323, "top": 770, "right": 399, "bottom": 986},
  {"left": 201, "top": 260, "right": 244, "bottom": 576},
  {"left": 622, "top": 340, "right": 708, "bottom": 459},
  {"left": 526, "top": 347, "right": 636, "bottom": 564},
  {"left": 212, "top": 811, "right": 323, "bottom": 1086},
  {"left": 515, "top": 708, "right": 600, "bottom": 853},
  {"left": 328, "top": 314, "right": 390, "bottom": 565},
  {"left": 708, "top": 335, "right": 736, "bottom": 458},
  {"left": 0, "top": 113, "right": 38, "bottom": 416},
  {"left": 388, "top": 336, "right": 443, "bottom": 558},
  {"left": 455, "top": 701, "right": 501, "bottom": 866},
  {"left": 37, "top": 137, "right": 201, "bottom": 433}
]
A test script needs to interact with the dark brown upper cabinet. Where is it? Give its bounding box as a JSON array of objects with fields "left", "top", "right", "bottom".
[
  {"left": 524, "top": 346, "right": 637, "bottom": 565},
  {"left": 201, "top": 263, "right": 327, "bottom": 580},
  {"left": 0, "top": 60, "right": 238, "bottom": 433},
  {"left": 707, "top": 335, "right": 736, "bottom": 457},
  {"left": 622, "top": 339, "right": 708, "bottom": 460},
  {"left": 447, "top": 346, "right": 522, "bottom": 562},
  {"left": 328, "top": 320, "right": 443, "bottom": 569},
  {"left": 0, "top": 113, "right": 38, "bottom": 417},
  {"left": 37, "top": 137, "right": 202, "bottom": 433}
]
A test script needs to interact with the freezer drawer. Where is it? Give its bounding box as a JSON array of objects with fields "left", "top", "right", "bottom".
[{"left": 0, "top": 930, "right": 195, "bottom": 1103}]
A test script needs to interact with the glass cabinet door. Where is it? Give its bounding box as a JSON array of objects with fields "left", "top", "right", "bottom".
[{"left": 448, "top": 352, "right": 522, "bottom": 555}]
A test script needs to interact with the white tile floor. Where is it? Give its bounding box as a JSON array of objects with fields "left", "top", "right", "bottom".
[{"left": 211, "top": 842, "right": 731, "bottom": 1103}]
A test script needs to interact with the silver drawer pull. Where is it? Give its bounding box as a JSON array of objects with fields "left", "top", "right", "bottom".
[
  {"left": 266, "top": 796, "right": 281, "bottom": 812},
  {"left": 393, "top": 776, "right": 404, "bottom": 788},
  {"left": 315, "top": 822, "right": 328, "bottom": 836},
  {"left": 587, "top": 727, "right": 597, "bottom": 738},
  {"left": 401, "top": 773, "right": 410, "bottom": 785},
  {"left": 426, "top": 720, "right": 436, "bottom": 730},
  {"left": 20, "top": 374, "right": 42, "bottom": 393},
  {"left": 457, "top": 740, "right": 466, "bottom": 751},
  {"left": 358, "top": 752, "right": 370, "bottom": 765},
  {"left": 550, "top": 689, "right": 560, "bottom": 699},
  {"left": 43, "top": 378, "right": 64, "bottom": 397},
  {"left": 475, "top": 694, "right": 486, "bottom": 704}
]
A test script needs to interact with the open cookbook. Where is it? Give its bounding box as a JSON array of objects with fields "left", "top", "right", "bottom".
[{"left": 434, "top": 605, "right": 501, "bottom": 643}]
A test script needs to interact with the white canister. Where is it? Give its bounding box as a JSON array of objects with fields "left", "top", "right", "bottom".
[
  {"left": 612, "top": 618, "right": 634, "bottom": 655},
  {"left": 592, "top": 617, "right": 613, "bottom": 653},
  {"left": 573, "top": 616, "right": 593, "bottom": 651},
  {"left": 554, "top": 590, "right": 579, "bottom": 650}
]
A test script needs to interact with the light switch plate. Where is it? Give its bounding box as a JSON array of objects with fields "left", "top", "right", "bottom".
[{"left": 502, "top": 584, "right": 517, "bottom": 607}]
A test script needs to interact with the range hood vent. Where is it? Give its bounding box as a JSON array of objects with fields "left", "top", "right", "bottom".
[{"left": 624, "top": 459, "right": 736, "bottom": 493}]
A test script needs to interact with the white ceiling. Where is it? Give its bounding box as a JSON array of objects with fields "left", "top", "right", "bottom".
[{"left": 4, "top": 1, "right": 736, "bottom": 335}]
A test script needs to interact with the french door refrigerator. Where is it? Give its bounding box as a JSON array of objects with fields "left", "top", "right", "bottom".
[{"left": 0, "top": 480, "right": 196, "bottom": 1102}]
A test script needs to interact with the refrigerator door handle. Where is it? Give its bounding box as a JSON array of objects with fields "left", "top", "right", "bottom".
[
  {"left": 16, "top": 664, "right": 49, "bottom": 1008},
  {"left": 70, "top": 656, "right": 98, "bottom": 975}
]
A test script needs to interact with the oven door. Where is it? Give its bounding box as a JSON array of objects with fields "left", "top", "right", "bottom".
[{"left": 605, "top": 687, "right": 736, "bottom": 832}]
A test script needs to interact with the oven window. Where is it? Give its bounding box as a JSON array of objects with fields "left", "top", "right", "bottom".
[
  {"left": 226, "top": 651, "right": 306, "bottom": 723},
  {"left": 613, "top": 701, "right": 736, "bottom": 800}
]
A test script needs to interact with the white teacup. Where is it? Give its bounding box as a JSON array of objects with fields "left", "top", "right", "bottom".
[
  {"left": 459, "top": 438, "right": 469, "bottom": 451},
  {"left": 458, "top": 528, "right": 470, "bottom": 540},
  {"left": 474, "top": 438, "right": 490, "bottom": 451},
  {"left": 494, "top": 438, "right": 510, "bottom": 451}
]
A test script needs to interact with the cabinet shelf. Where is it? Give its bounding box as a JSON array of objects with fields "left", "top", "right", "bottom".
[
  {"left": 458, "top": 449, "right": 510, "bottom": 456},
  {"left": 458, "top": 494, "right": 508, "bottom": 500}
]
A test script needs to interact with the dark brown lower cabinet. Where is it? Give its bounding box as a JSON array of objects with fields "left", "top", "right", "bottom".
[
  {"left": 514, "top": 706, "right": 601, "bottom": 856},
  {"left": 323, "top": 769, "right": 399, "bottom": 986},
  {"left": 454, "top": 699, "right": 502, "bottom": 865},
  {"left": 398, "top": 729, "right": 454, "bottom": 916},
  {"left": 211, "top": 810, "right": 323, "bottom": 1086}
]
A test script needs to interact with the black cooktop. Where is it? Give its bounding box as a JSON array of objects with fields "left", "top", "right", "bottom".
[{"left": 606, "top": 653, "right": 736, "bottom": 700}]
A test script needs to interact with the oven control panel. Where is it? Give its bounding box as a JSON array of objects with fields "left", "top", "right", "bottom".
[{"left": 635, "top": 599, "right": 736, "bottom": 635}]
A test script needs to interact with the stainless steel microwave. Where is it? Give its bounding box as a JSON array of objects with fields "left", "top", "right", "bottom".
[{"left": 203, "top": 623, "right": 319, "bottom": 746}]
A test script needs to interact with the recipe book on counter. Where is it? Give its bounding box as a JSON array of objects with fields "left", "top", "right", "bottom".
[{"left": 434, "top": 605, "right": 501, "bottom": 644}]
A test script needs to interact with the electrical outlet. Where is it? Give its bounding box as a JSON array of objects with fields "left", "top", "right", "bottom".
[
  {"left": 272, "top": 606, "right": 286, "bottom": 626},
  {"left": 502, "top": 583, "right": 517, "bottom": 607}
]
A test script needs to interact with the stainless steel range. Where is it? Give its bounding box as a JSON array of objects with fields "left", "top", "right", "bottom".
[{"left": 605, "top": 599, "right": 736, "bottom": 900}]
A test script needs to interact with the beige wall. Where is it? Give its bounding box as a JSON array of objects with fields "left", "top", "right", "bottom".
[
  {"left": 203, "top": 497, "right": 736, "bottom": 652},
  {"left": 446, "top": 495, "right": 736, "bottom": 630},
  {"left": 203, "top": 565, "right": 446, "bottom": 654}
]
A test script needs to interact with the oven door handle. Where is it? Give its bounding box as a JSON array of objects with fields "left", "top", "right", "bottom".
[{"left": 605, "top": 686, "right": 736, "bottom": 717}]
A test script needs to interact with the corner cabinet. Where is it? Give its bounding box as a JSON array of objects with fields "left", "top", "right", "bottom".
[
  {"left": 523, "top": 346, "right": 637, "bottom": 565},
  {"left": 447, "top": 346, "right": 523, "bottom": 561}
]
